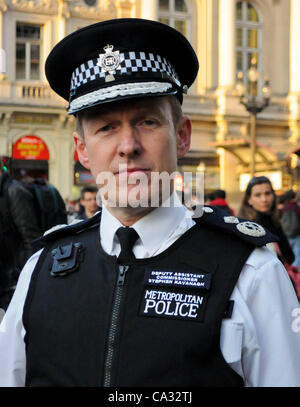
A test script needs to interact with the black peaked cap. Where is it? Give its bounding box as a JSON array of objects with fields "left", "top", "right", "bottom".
[{"left": 45, "top": 18, "right": 199, "bottom": 114}]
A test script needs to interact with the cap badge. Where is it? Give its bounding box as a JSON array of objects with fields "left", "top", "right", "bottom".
[{"left": 97, "top": 44, "right": 124, "bottom": 82}]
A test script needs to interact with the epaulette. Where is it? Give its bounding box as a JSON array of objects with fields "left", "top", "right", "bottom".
[
  {"left": 193, "top": 205, "right": 278, "bottom": 247},
  {"left": 32, "top": 211, "right": 102, "bottom": 250}
]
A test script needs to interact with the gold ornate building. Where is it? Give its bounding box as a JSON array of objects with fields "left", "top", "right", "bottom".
[{"left": 0, "top": 0, "right": 299, "bottom": 210}]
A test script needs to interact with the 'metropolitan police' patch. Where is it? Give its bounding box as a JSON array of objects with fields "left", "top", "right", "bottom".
[{"left": 140, "top": 268, "right": 211, "bottom": 322}]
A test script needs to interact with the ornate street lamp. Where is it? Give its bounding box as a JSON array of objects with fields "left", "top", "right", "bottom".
[{"left": 236, "top": 58, "right": 272, "bottom": 177}]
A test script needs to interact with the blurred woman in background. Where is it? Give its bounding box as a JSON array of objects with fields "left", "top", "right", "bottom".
[{"left": 238, "top": 176, "right": 295, "bottom": 265}]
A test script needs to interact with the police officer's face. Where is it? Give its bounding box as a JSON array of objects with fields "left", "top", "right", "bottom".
[
  {"left": 248, "top": 183, "right": 274, "bottom": 214},
  {"left": 73, "top": 97, "right": 191, "bottom": 211}
]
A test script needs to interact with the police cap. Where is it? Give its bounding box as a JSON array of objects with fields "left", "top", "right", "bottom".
[{"left": 45, "top": 18, "right": 199, "bottom": 115}]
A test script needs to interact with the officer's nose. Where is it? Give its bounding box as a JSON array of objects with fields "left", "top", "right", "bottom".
[{"left": 117, "top": 125, "right": 141, "bottom": 158}]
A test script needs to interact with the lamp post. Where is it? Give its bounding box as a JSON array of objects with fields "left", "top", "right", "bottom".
[{"left": 236, "top": 58, "right": 272, "bottom": 177}]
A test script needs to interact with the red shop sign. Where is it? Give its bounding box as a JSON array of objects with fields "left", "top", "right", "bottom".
[{"left": 13, "top": 135, "right": 49, "bottom": 160}]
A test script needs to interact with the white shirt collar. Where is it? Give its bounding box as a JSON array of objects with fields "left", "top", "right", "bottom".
[{"left": 100, "top": 192, "right": 190, "bottom": 257}]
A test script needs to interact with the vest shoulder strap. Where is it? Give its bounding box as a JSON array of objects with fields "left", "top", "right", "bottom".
[
  {"left": 32, "top": 210, "right": 101, "bottom": 251},
  {"left": 193, "top": 205, "right": 278, "bottom": 247}
]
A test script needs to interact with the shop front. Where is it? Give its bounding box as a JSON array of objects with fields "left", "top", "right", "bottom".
[
  {"left": 12, "top": 135, "right": 49, "bottom": 180},
  {"left": 211, "top": 139, "right": 287, "bottom": 191}
]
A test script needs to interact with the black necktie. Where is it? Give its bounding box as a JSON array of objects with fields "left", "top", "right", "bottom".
[{"left": 116, "top": 227, "right": 139, "bottom": 264}]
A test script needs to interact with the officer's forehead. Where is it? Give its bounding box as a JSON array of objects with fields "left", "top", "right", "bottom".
[{"left": 77, "top": 96, "right": 171, "bottom": 121}]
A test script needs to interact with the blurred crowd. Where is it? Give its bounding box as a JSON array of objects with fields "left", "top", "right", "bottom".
[
  {"left": 205, "top": 178, "right": 300, "bottom": 299},
  {"left": 0, "top": 168, "right": 100, "bottom": 312}
]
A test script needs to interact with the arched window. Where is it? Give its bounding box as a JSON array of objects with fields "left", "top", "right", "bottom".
[
  {"left": 157, "top": 0, "right": 191, "bottom": 38},
  {"left": 235, "top": 1, "right": 263, "bottom": 89}
]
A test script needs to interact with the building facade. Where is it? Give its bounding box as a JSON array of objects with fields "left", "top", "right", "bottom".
[{"left": 0, "top": 0, "right": 299, "bottom": 210}]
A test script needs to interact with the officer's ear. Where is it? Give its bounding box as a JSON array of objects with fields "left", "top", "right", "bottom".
[
  {"left": 73, "top": 131, "right": 91, "bottom": 170},
  {"left": 176, "top": 116, "right": 191, "bottom": 159}
]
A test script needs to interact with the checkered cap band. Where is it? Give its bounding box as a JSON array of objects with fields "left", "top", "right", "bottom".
[{"left": 70, "top": 51, "right": 181, "bottom": 91}]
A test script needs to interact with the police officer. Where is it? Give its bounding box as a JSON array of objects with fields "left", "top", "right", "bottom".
[{"left": 0, "top": 18, "right": 299, "bottom": 387}]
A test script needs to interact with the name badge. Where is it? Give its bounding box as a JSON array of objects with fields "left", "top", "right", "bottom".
[
  {"left": 144, "top": 268, "right": 212, "bottom": 290},
  {"left": 140, "top": 268, "right": 212, "bottom": 322}
]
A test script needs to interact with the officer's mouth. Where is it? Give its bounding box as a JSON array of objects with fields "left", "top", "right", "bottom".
[{"left": 115, "top": 168, "right": 152, "bottom": 176}]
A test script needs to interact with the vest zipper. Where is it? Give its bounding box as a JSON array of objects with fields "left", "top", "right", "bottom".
[{"left": 103, "top": 264, "right": 129, "bottom": 387}]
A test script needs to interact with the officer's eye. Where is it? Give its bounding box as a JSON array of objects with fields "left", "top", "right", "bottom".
[
  {"left": 95, "top": 122, "right": 117, "bottom": 135},
  {"left": 140, "top": 119, "right": 158, "bottom": 127},
  {"left": 100, "top": 124, "right": 113, "bottom": 132}
]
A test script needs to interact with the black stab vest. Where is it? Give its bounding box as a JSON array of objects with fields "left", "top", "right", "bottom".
[{"left": 23, "top": 219, "right": 255, "bottom": 387}]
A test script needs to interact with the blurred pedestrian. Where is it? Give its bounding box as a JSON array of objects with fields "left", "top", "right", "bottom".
[
  {"left": 238, "top": 176, "right": 294, "bottom": 265},
  {"left": 0, "top": 166, "right": 41, "bottom": 310},
  {"left": 208, "top": 189, "right": 234, "bottom": 215},
  {"left": 65, "top": 198, "right": 78, "bottom": 224},
  {"left": 76, "top": 186, "right": 100, "bottom": 220},
  {"left": 64, "top": 197, "right": 73, "bottom": 215},
  {"left": 279, "top": 189, "right": 300, "bottom": 269}
]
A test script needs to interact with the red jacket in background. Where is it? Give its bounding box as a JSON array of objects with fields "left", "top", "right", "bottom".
[{"left": 209, "top": 198, "right": 234, "bottom": 215}]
